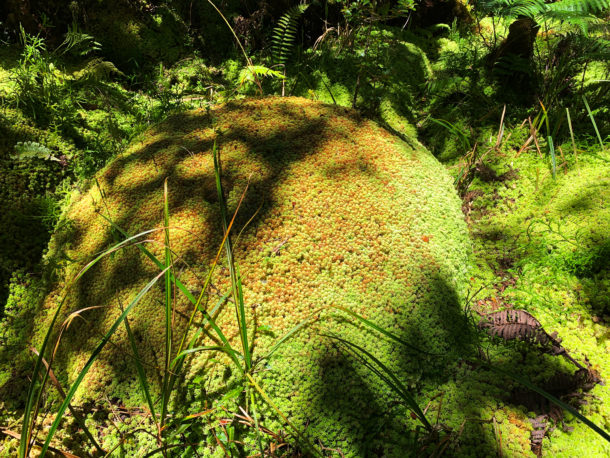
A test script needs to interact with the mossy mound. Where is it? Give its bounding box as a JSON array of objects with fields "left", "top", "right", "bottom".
[{"left": 39, "top": 97, "right": 470, "bottom": 454}]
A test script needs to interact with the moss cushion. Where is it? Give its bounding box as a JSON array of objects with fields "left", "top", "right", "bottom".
[{"left": 39, "top": 97, "right": 470, "bottom": 454}]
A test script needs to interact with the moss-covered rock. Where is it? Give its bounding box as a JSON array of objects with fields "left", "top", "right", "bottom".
[{"left": 38, "top": 96, "right": 470, "bottom": 454}]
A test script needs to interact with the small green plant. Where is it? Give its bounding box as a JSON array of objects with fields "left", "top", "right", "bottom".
[{"left": 11, "top": 141, "right": 61, "bottom": 163}]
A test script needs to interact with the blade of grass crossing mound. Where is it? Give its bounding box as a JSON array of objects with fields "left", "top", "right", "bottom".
[
  {"left": 325, "top": 334, "right": 432, "bottom": 431},
  {"left": 167, "top": 159, "right": 253, "bottom": 400},
  {"left": 171, "top": 345, "right": 237, "bottom": 365},
  {"left": 582, "top": 96, "right": 605, "bottom": 151},
  {"left": 548, "top": 136, "right": 557, "bottom": 179},
  {"left": 39, "top": 267, "right": 170, "bottom": 456},
  {"left": 246, "top": 373, "right": 323, "bottom": 457},
  {"left": 539, "top": 100, "right": 551, "bottom": 138},
  {"left": 30, "top": 349, "right": 105, "bottom": 455},
  {"left": 248, "top": 387, "right": 265, "bottom": 457},
  {"left": 99, "top": 211, "right": 239, "bottom": 368},
  {"left": 20, "top": 229, "right": 161, "bottom": 458},
  {"left": 96, "top": 183, "right": 249, "bottom": 373},
  {"left": 566, "top": 108, "right": 579, "bottom": 169},
  {"left": 331, "top": 305, "right": 444, "bottom": 356},
  {"left": 168, "top": 291, "right": 232, "bottom": 396},
  {"left": 123, "top": 314, "right": 159, "bottom": 432},
  {"left": 235, "top": 265, "right": 251, "bottom": 369},
  {"left": 213, "top": 141, "right": 251, "bottom": 371},
  {"left": 483, "top": 362, "right": 610, "bottom": 443},
  {"left": 258, "top": 312, "right": 322, "bottom": 363},
  {"left": 161, "top": 179, "right": 173, "bottom": 428}
]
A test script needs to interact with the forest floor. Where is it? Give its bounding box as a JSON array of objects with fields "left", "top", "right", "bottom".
[{"left": 0, "top": 22, "right": 609, "bottom": 456}]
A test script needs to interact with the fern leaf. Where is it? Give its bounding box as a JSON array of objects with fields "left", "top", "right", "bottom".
[
  {"left": 238, "top": 65, "right": 285, "bottom": 87},
  {"left": 547, "top": 0, "right": 610, "bottom": 14},
  {"left": 478, "top": 309, "right": 563, "bottom": 351},
  {"left": 12, "top": 141, "right": 61, "bottom": 162},
  {"left": 271, "top": 4, "right": 309, "bottom": 65}
]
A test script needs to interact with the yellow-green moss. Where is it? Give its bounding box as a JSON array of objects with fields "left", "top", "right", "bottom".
[{"left": 40, "top": 97, "right": 470, "bottom": 454}]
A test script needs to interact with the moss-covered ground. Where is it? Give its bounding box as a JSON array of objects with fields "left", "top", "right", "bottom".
[
  {"left": 451, "top": 141, "right": 610, "bottom": 457},
  {"left": 0, "top": 5, "right": 609, "bottom": 457}
]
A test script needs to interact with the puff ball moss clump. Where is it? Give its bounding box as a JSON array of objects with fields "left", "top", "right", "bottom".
[{"left": 39, "top": 97, "right": 470, "bottom": 455}]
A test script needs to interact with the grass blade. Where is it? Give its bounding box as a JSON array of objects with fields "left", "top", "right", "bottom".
[
  {"left": 582, "top": 95, "right": 605, "bottom": 151},
  {"left": 213, "top": 141, "right": 251, "bottom": 371},
  {"left": 482, "top": 362, "right": 610, "bottom": 443},
  {"left": 566, "top": 108, "right": 578, "bottom": 169},
  {"left": 123, "top": 313, "right": 159, "bottom": 432},
  {"left": 96, "top": 176, "right": 249, "bottom": 373},
  {"left": 29, "top": 349, "right": 105, "bottom": 455},
  {"left": 171, "top": 345, "right": 238, "bottom": 365},
  {"left": 20, "top": 229, "right": 162, "bottom": 458},
  {"left": 325, "top": 334, "right": 432, "bottom": 431},
  {"left": 548, "top": 136, "right": 557, "bottom": 179},
  {"left": 39, "top": 267, "right": 170, "bottom": 456},
  {"left": 257, "top": 313, "right": 320, "bottom": 364},
  {"left": 330, "top": 305, "right": 444, "bottom": 356},
  {"left": 161, "top": 178, "right": 173, "bottom": 429}
]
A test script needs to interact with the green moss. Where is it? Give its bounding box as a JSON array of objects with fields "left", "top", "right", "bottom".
[
  {"left": 37, "top": 97, "right": 470, "bottom": 454},
  {"left": 463, "top": 135, "right": 610, "bottom": 456}
]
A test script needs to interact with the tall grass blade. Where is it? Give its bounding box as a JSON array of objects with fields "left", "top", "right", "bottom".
[
  {"left": 123, "top": 314, "right": 159, "bottom": 432},
  {"left": 235, "top": 264, "right": 251, "bottom": 369},
  {"left": 582, "top": 95, "right": 605, "bottom": 151},
  {"left": 97, "top": 212, "right": 235, "bottom": 356},
  {"left": 248, "top": 389, "right": 265, "bottom": 457},
  {"left": 482, "top": 362, "right": 610, "bottom": 443},
  {"left": 566, "top": 108, "right": 579, "bottom": 167},
  {"left": 213, "top": 141, "right": 251, "bottom": 370},
  {"left": 166, "top": 291, "right": 233, "bottom": 404},
  {"left": 30, "top": 349, "right": 105, "bottom": 455},
  {"left": 20, "top": 228, "right": 162, "bottom": 458},
  {"left": 548, "top": 136, "right": 557, "bottom": 178},
  {"left": 172, "top": 345, "right": 238, "bottom": 365},
  {"left": 167, "top": 160, "right": 253, "bottom": 400},
  {"left": 539, "top": 100, "right": 551, "bottom": 138},
  {"left": 161, "top": 178, "right": 173, "bottom": 429},
  {"left": 39, "top": 267, "right": 170, "bottom": 456},
  {"left": 96, "top": 179, "right": 249, "bottom": 373},
  {"left": 258, "top": 313, "right": 320, "bottom": 363},
  {"left": 325, "top": 334, "right": 432, "bottom": 431},
  {"left": 330, "top": 305, "right": 444, "bottom": 356}
]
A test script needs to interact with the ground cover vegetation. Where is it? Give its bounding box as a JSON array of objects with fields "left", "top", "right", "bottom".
[{"left": 0, "top": 0, "right": 609, "bottom": 456}]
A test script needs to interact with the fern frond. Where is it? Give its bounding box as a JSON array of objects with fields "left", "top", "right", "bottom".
[
  {"left": 12, "top": 141, "right": 61, "bottom": 162},
  {"left": 546, "top": 0, "right": 610, "bottom": 14},
  {"left": 510, "top": 0, "right": 548, "bottom": 19},
  {"left": 543, "top": 0, "right": 609, "bottom": 34},
  {"left": 271, "top": 4, "right": 309, "bottom": 65},
  {"left": 238, "top": 65, "right": 285, "bottom": 87},
  {"left": 56, "top": 23, "right": 101, "bottom": 57},
  {"left": 478, "top": 0, "right": 609, "bottom": 21}
]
